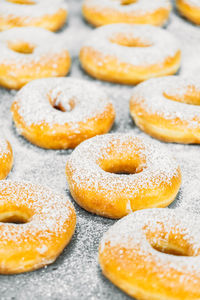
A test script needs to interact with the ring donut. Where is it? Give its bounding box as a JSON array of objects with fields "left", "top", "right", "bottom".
[
  {"left": 0, "top": 0, "right": 68, "bottom": 31},
  {"left": 0, "top": 137, "right": 13, "bottom": 179},
  {"left": 99, "top": 208, "right": 200, "bottom": 300},
  {"left": 0, "top": 27, "right": 71, "bottom": 90},
  {"left": 80, "top": 24, "right": 181, "bottom": 85},
  {"left": 82, "top": 0, "right": 171, "bottom": 27},
  {"left": 130, "top": 76, "right": 200, "bottom": 144},
  {"left": 0, "top": 180, "right": 76, "bottom": 274},
  {"left": 176, "top": 0, "right": 200, "bottom": 25},
  {"left": 11, "top": 78, "right": 115, "bottom": 149},
  {"left": 66, "top": 133, "right": 181, "bottom": 219}
]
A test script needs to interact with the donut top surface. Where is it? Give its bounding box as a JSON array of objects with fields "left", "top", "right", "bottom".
[
  {"left": 82, "top": 24, "right": 180, "bottom": 66},
  {"left": 83, "top": 0, "right": 171, "bottom": 14},
  {"left": 0, "top": 0, "right": 68, "bottom": 18},
  {"left": 67, "top": 133, "right": 180, "bottom": 194},
  {"left": 0, "top": 27, "right": 68, "bottom": 65},
  {"left": 100, "top": 208, "right": 200, "bottom": 275},
  {"left": 0, "top": 180, "right": 75, "bottom": 244},
  {"left": 131, "top": 76, "right": 200, "bottom": 128},
  {"left": 13, "top": 77, "right": 113, "bottom": 128}
]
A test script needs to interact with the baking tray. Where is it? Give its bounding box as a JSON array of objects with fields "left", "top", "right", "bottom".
[{"left": 1, "top": 0, "right": 200, "bottom": 299}]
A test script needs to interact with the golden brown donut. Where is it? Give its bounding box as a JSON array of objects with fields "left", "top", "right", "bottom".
[
  {"left": 0, "top": 180, "right": 76, "bottom": 274},
  {"left": 83, "top": 0, "right": 171, "bottom": 27},
  {"left": 80, "top": 24, "right": 181, "bottom": 85},
  {"left": 130, "top": 76, "right": 200, "bottom": 144},
  {"left": 0, "top": 137, "right": 13, "bottom": 179},
  {"left": 176, "top": 0, "right": 200, "bottom": 25},
  {"left": 66, "top": 134, "right": 181, "bottom": 219},
  {"left": 0, "top": 0, "right": 68, "bottom": 32},
  {"left": 0, "top": 27, "right": 71, "bottom": 90},
  {"left": 11, "top": 78, "right": 115, "bottom": 149},
  {"left": 99, "top": 208, "right": 200, "bottom": 300}
]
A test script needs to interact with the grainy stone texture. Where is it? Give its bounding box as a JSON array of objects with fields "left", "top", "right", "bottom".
[{"left": 0, "top": 0, "right": 200, "bottom": 299}]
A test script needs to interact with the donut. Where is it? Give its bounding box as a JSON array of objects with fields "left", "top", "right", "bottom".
[
  {"left": 66, "top": 133, "right": 181, "bottom": 219},
  {"left": 176, "top": 0, "right": 200, "bottom": 25},
  {"left": 0, "top": 137, "right": 13, "bottom": 179},
  {"left": 80, "top": 24, "right": 181, "bottom": 85},
  {"left": 11, "top": 78, "right": 115, "bottom": 149},
  {"left": 82, "top": 0, "right": 171, "bottom": 27},
  {"left": 99, "top": 208, "right": 200, "bottom": 300},
  {"left": 0, "top": 180, "right": 76, "bottom": 274},
  {"left": 0, "top": 0, "right": 68, "bottom": 32},
  {"left": 130, "top": 76, "right": 200, "bottom": 144},
  {"left": 0, "top": 27, "right": 71, "bottom": 90}
]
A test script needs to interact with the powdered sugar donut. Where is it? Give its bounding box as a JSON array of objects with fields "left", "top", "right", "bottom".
[
  {"left": 11, "top": 78, "right": 115, "bottom": 149},
  {"left": 0, "top": 27, "right": 71, "bottom": 90},
  {"left": 66, "top": 134, "right": 181, "bottom": 218},
  {"left": 0, "top": 137, "right": 13, "bottom": 179},
  {"left": 80, "top": 24, "right": 181, "bottom": 85},
  {"left": 176, "top": 0, "right": 200, "bottom": 25},
  {"left": 130, "top": 76, "right": 200, "bottom": 144},
  {"left": 83, "top": 0, "right": 171, "bottom": 27},
  {"left": 99, "top": 208, "right": 200, "bottom": 300},
  {"left": 0, "top": 0, "right": 68, "bottom": 31},
  {"left": 0, "top": 180, "right": 76, "bottom": 274}
]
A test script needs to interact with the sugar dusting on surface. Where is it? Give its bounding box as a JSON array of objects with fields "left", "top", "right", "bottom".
[
  {"left": 67, "top": 133, "right": 180, "bottom": 198},
  {"left": 100, "top": 208, "right": 200, "bottom": 277},
  {"left": 83, "top": 0, "right": 171, "bottom": 14},
  {"left": 0, "top": 27, "right": 69, "bottom": 66},
  {"left": 13, "top": 77, "right": 113, "bottom": 127},
  {"left": 0, "top": 0, "right": 200, "bottom": 299},
  {"left": 0, "top": 180, "right": 74, "bottom": 243},
  {"left": 130, "top": 76, "right": 200, "bottom": 128},
  {"left": 0, "top": 0, "right": 68, "bottom": 18},
  {"left": 82, "top": 24, "right": 180, "bottom": 66}
]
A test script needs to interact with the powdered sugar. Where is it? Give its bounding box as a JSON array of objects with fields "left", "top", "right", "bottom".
[
  {"left": 130, "top": 76, "right": 200, "bottom": 128},
  {"left": 100, "top": 208, "right": 200, "bottom": 276},
  {"left": 0, "top": 27, "right": 69, "bottom": 66},
  {"left": 0, "top": 136, "right": 10, "bottom": 158},
  {"left": 83, "top": 0, "right": 171, "bottom": 14},
  {"left": 0, "top": 0, "right": 68, "bottom": 19},
  {"left": 67, "top": 133, "right": 180, "bottom": 197},
  {"left": 0, "top": 180, "right": 74, "bottom": 244},
  {"left": 13, "top": 77, "right": 113, "bottom": 127},
  {"left": 183, "top": 0, "right": 200, "bottom": 7},
  {"left": 82, "top": 24, "right": 180, "bottom": 66}
]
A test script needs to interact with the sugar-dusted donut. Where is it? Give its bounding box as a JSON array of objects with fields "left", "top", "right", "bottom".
[
  {"left": 66, "top": 134, "right": 181, "bottom": 218},
  {"left": 0, "top": 137, "right": 13, "bottom": 179},
  {"left": 82, "top": 0, "right": 171, "bottom": 27},
  {"left": 130, "top": 76, "right": 200, "bottom": 144},
  {"left": 0, "top": 27, "right": 71, "bottom": 90},
  {"left": 0, "top": 0, "right": 68, "bottom": 32},
  {"left": 11, "top": 78, "right": 115, "bottom": 149},
  {"left": 80, "top": 24, "right": 181, "bottom": 85},
  {"left": 99, "top": 208, "right": 200, "bottom": 300},
  {"left": 176, "top": 0, "right": 200, "bottom": 25},
  {"left": 0, "top": 180, "right": 76, "bottom": 274}
]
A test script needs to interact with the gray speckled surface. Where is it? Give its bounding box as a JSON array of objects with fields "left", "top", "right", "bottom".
[{"left": 0, "top": 0, "right": 200, "bottom": 299}]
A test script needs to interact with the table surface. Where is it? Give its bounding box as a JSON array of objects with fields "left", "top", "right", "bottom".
[{"left": 1, "top": 0, "right": 200, "bottom": 299}]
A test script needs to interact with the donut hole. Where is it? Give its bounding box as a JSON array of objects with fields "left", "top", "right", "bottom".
[
  {"left": 0, "top": 211, "right": 31, "bottom": 224},
  {"left": 48, "top": 91, "right": 76, "bottom": 112},
  {"left": 6, "top": 0, "right": 35, "bottom": 4},
  {"left": 110, "top": 35, "right": 151, "bottom": 48},
  {"left": 163, "top": 87, "right": 200, "bottom": 106},
  {"left": 99, "top": 156, "right": 144, "bottom": 175},
  {"left": 147, "top": 227, "right": 196, "bottom": 257},
  {"left": 8, "top": 41, "right": 35, "bottom": 54}
]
